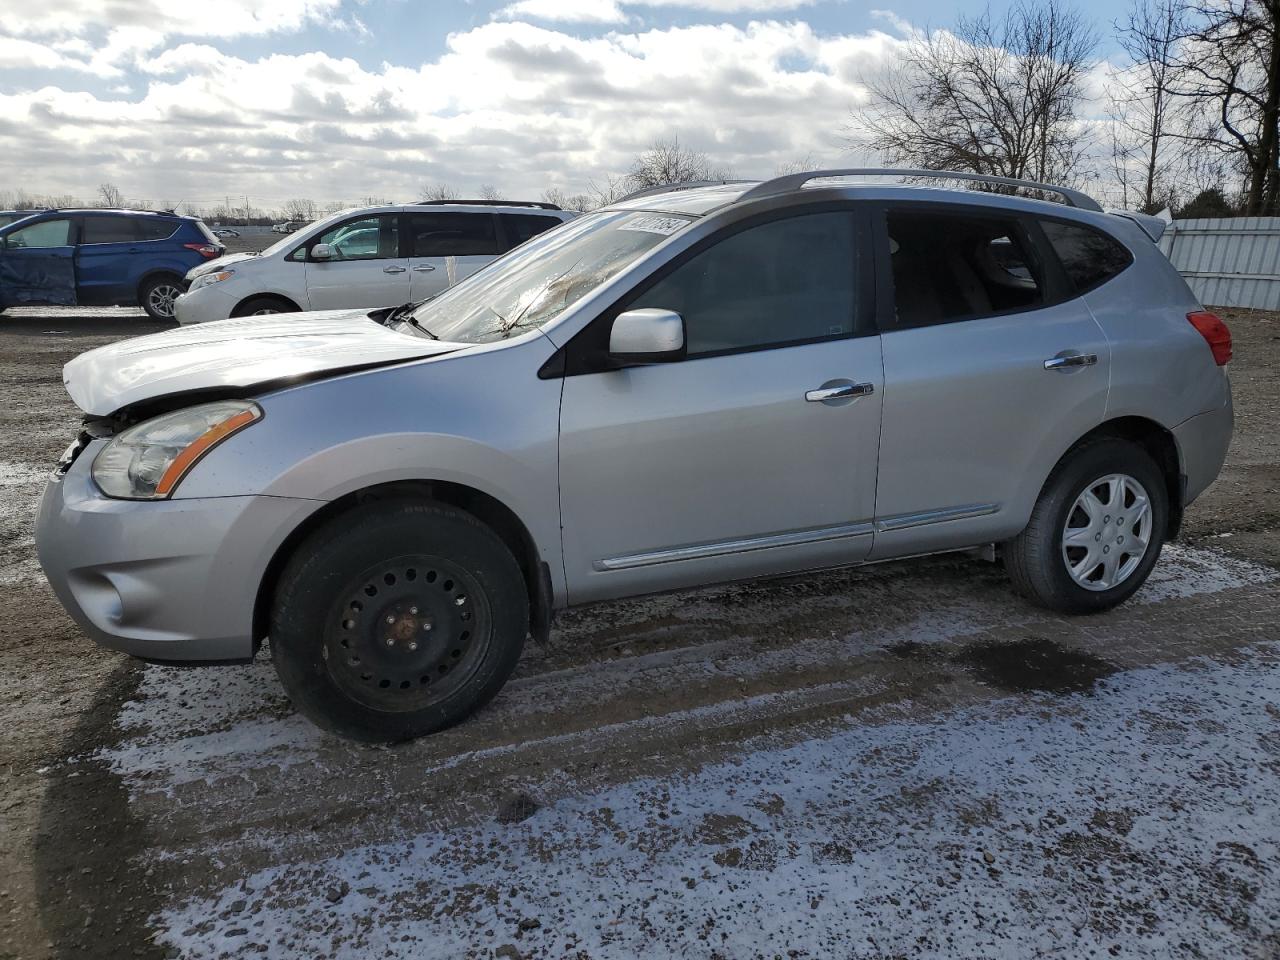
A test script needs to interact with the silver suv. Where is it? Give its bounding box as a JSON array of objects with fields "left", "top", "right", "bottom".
[{"left": 36, "top": 169, "right": 1234, "bottom": 742}]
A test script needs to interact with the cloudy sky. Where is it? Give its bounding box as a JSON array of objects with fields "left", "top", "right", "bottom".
[{"left": 0, "top": 0, "right": 1125, "bottom": 209}]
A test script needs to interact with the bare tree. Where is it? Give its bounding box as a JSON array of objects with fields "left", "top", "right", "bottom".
[
  {"left": 420, "top": 183, "right": 459, "bottom": 201},
  {"left": 281, "top": 198, "right": 318, "bottom": 221},
  {"left": 1108, "top": 0, "right": 1187, "bottom": 211},
  {"left": 855, "top": 0, "right": 1097, "bottom": 185},
  {"left": 1166, "top": 0, "right": 1280, "bottom": 214},
  {"left": 542, "top": 186, "right": 596, "bottom": 212},
  {"left": 625, "top": 136, "right": 731, "bottom": 191},
  {"left": 478, "top": 183, "right": 505, "bottom": 200},
  {"left": 541, "top": 186, "right": 569, "bottom": 208},
  {"left": 97, "top": 182, "right": 124, "bottom": 207},
  {"left": 775, "top": 153, "right": 821, "bottom": 175},
  {"left": 586, "top": 173, "right": 630, "bottom": 208}
]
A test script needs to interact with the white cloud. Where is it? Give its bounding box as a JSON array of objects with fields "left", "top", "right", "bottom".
[
  {"left": 0, "top": 19, "right": 903, "bottom": 208},
  {"left": 0, "top": 0, "right": 349, "bottom": 40},
  {"left": 498, "top": 0, "right": 629, "bottom": 23},
  {"left": 497, "top": 0, "right": 821, "bottom": 22}
]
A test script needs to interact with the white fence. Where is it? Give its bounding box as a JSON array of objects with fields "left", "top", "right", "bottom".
[{"left": 1159, "top": 217, "right": 1280, "bottom": 310}]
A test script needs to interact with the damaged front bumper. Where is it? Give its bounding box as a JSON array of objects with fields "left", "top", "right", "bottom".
[{"left": 36, "top": 439, "right": 323, "bottom": 663}]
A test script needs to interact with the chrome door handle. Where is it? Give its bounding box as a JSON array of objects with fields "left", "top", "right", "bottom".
[
  {"left": 806, "top": 382, "right": 874, "bottom": 403},
  {"left": 383, "top": 265, "right": 407, "bottom": 274},
  {"left": 1044, "top": 353, "right": 1097, "bottom": 370},
  {"left": 412, "top": 264, "right": 436, "bottom": 272}
]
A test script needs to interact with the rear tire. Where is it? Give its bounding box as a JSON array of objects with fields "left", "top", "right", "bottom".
[
  {"left": 139, "top": 275, "right": 184, "bottom": 320},
  {"left": 231, "top": 296, "right": 299, "bottom": 318},
  {"left": 270, "top": 500, "right": 528, "bottom": 742},
  {"left": 1004, "top": 438, "right": 1168, "bottom": 614}
]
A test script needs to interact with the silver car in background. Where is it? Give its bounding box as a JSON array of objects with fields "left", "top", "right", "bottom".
[{"left": 36, "top": 169, "right": 1233, "bottom": 742}]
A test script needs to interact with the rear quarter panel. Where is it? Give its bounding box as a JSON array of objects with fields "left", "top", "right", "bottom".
[{"left": 1083, "top": 217, "right": 1230, "bottom": 427}]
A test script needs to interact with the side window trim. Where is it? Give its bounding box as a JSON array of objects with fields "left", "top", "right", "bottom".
[
  {"left": 873, "top": 200, "right": 1071, "bottom": 332},
  {"left": 552, "top": 201, "right": 874, "bottom": 378}
]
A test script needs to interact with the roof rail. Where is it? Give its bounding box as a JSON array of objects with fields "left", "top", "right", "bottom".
[
  {"left": 414, "top": 199, "right": 562, "bottom": 211},
  {"left": 44, "top": 207, "right": 183, "bottom": 216},
  {"left": 616, "top": 179, "right": 755, "bottom": 204},
  {"left": 737, "top": 168, "right": 1102, "bottom": 212}
]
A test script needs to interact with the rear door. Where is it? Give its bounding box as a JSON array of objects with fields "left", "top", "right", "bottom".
[
  {"left": 406, "top": 212, "right": 503, "bottom": 300},
  {"left": 302, "top": 213, "right": 410, "bottom": 310},
  {"left": 0, "top": 217, "right": 77, "bottom": 307},
  {"left": 868, "top": 202, "right": 1110, "bottom": 559},
  {"left": 76, "top": 214, "right": 151, "bottom": 305}
]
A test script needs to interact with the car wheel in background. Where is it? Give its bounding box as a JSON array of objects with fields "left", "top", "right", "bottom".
[
  {"left": 270, "top": 500, "right": 529, "bottom": 742},
  {"left": 1004, "top": 437, "right": 1168, "bottom": 614},
  {"left": 139, "top": 275, "right": 184, "bottom": 320},
  {"left": 231, "top": 296, "right": 300, "bottom": 318}
]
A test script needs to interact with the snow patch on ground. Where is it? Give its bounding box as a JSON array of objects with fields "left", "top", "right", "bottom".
[
  {"left": 156, "top": 643, "right": 1280, "bottom": 959},
  {"left": 0, "top": 460, "right": 49, "bottom": 586},
  {"left": 103, "top": 650, "right": 326, "bottom": 788},
  {"left": 1139, "top": 543, "right": 1275, "bottom": 600},
  {"left": 101, "top": 546, "right": 1276, "bottom": 794}
]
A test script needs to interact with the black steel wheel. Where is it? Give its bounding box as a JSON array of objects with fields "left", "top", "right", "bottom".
[
  {"left": 325, "top": 556, "right": 490, "bottom": 713},
  {"left": 271, "top": 500, "right": 528, "bottom": 742}
]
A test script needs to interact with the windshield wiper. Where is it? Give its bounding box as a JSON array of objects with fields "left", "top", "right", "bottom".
[{"left": 385, "top": 300, "right": 438, "bottom": 339}]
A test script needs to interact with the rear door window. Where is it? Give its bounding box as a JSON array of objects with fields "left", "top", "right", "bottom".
[
  {"left": 82, "top": 216, "right": 139, "bottom": 244},
  {"left": 1039, "top": 220, "right": 1132, "bottom": 293},
  {"left": 885, "top": 209, "right": 1044, "bottom": 327},
  {"left": 409, "top": 213, "right": 501, "bottom": 257},
  {"left": 500, "top": 214, "right": 564, "bottom": 251}
]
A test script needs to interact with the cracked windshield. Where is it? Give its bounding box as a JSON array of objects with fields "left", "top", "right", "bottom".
[{"left": 402, "top": 211, "right": 693, "bottom": 343}]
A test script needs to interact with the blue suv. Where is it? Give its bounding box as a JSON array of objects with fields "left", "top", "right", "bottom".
[{"left": 0, "top": 209, "right": 224, "bottom": 319}]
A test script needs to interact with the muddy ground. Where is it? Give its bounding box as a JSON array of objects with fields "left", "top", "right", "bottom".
[{"left": 0, "top": 307, "right": 1278, "bottom": 959}]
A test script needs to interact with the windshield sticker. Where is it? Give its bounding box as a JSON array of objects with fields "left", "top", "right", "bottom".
[{"left": 619, "top": 215, "right": 687, "bottom": 236}]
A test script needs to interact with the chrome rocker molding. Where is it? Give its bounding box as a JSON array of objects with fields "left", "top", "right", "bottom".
[
  {"left": 594, "top": 520, "right": 875, "bottom": 571},
  {"left": 874, "top": 503, "right": 1000, "bottom": 532},
  {"left": 594, "top": 504, "right": 999, "bottom": 571}
]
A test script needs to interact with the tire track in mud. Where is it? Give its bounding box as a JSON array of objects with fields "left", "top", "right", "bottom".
[{"left": 98, "top": 547, "right": 1276, "bottom": 900}]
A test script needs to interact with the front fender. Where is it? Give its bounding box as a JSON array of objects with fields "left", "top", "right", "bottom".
[{"left": 175, "top": 340, "right": 566, "bottom": 599}]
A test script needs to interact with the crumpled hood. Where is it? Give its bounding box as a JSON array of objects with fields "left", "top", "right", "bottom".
[
  {"left": 64, "top": 309, "right": 460, "bottom": 416},
  {"left": 185, "top": 251, "right": 260, "bottom": 280}
]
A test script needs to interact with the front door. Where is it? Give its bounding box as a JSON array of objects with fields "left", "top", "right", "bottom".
[
  {"left": 0, "top": 217, "right": 77, "bottom": 307},
  {"left": 303, "top": 213, "right": 410, "bottom": 310},
  {"left": 558, "top": 208, "right": 883, "bottom": 603},
  {"left": 869, "top": 202, "right": 1111, "bottom": 559},
  {"left": 405, "top": 212, "right": 502, "bottom": 301}
]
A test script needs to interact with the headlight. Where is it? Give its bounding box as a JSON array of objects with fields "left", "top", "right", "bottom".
[
  {"left": 92, "top": 401, "right": 262, "bottom": 500},
  {"left": 190, "top": 269, "right": 235, "bottom": 291}
]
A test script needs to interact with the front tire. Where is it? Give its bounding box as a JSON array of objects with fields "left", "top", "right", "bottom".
[
  {"left": 231, "top": 296, "right": 299, "bottom": 318},
  {"left": 1004, "top": 438, "right": 1168, "bottom": 614},
  {"left": 270, "top": 501, "right": 528, "bottom": 742}
]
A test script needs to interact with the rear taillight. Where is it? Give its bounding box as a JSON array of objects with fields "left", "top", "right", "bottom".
[
  {"left": 1187, "top": 311, "right": 1232, "bottom": 366},
  {"left": 184, "top": 243, "right": 221, "bottom": 259}
]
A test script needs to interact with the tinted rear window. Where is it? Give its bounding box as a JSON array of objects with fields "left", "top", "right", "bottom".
[
  {"left": 82, "top": 216, "right": 138, "bottom": 244},
  {"left": 500, "top": 214, "right": 564, "bottom": 250},
  {"left": 408, "top": 213, "right": 500, "bottom": 257},
  {"left": 1040, "top": 220, "right": 1132, "bottom": 293}
]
